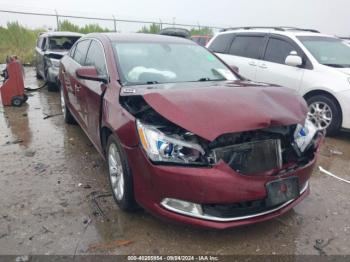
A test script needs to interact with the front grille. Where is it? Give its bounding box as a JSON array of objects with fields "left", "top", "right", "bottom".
[
  {"left": 211, "top": 139, "right": 282, "bottom": 174},
  {"left": 202, "top": 199, "right": 269, "bottom": 218},
  {"left": 206, "top": 126, "right": 317, "bottom": 175},
  {"left": 202, "top": 182, "right": 307, "bottom": 219}
]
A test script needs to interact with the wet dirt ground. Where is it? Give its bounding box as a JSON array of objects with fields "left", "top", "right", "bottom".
[{"left": 1, "top": 67, "right": 350, "bottom": 256}]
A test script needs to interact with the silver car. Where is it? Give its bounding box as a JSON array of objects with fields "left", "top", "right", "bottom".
[{"left": 35, "top": 31, "right": 83, "bottom": 91}]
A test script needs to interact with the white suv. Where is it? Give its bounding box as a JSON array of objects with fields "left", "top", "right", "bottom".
[{"left": 207, "top": 27, "right": 350, "bottom": 135}]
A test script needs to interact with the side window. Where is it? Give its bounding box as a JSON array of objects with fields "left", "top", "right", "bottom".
[
  {"left": 229, "top": 36, "right": 265, "bottom": 59},
  {"left": 208, "top": 33, "right": 234, "bottom": 53},
  {"left": 41, "top": 37, "right": 47, "bottom": 50},
  {"left": 264, "top": 38, "right": 297, "bottom": 64},
  {"left": 73, "top": 40, "right": 91, "bottom": 65},
  {"left": 85, "top": 40, "right": 107, "bottom": 76}
]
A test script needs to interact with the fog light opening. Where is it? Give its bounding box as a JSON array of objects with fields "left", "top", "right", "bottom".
[{"left": 161, "top": 198, "right": 203, "bottom": 216}]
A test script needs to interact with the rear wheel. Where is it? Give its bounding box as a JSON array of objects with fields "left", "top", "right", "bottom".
[
  {"left": 306, "top": 94, "right": 341, "bottom": 136},
  {"left": 60, "top": 87, "right": 76, "bottom": 124},
  {"left": 106, "top": 135, "right": 137, "bottom": 211}
]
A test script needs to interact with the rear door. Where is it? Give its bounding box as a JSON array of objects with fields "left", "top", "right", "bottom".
[
  {"left": 65, "top": 39, "right": 91, "bottom": 128},
  {"left": 225, "top": 34, "right": 267, "bottom": 80},
  {"left": 255, "top": 35, "right": 306, "bottom": 91},
  {"left": 79, "top": 39, "right": 108, "bottom": 147}
]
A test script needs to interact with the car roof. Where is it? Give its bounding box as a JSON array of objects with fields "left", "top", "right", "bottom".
[
  {"left": 40, "top": 31, "right": 84, "bottom": 37},
  {"left": 217, "top": 28, "right": 336, "bottom": 38},
  {"left": 87, "top": 32, "right": 196, "bottom": 44}
]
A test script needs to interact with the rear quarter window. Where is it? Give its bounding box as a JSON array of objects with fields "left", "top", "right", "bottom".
[{"left": 208, "top": 33, "right": 234, "bottom": 53}]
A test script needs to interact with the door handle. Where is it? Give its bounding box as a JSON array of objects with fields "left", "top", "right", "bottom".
[
  {"left": 248, "top": 61, "right": 257, "bottom": 66},
  {"left": 259, "top": 63, "right": 268, "bottom": 69}
]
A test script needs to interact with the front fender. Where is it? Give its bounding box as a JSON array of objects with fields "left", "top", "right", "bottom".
[{"left": 101, "top": 84, "right": 139, "bottom": 148}]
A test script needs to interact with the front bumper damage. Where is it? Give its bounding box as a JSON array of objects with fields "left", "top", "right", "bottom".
[
  {"left": 124, "top": 123, "right": 322, "bottom": 229},
  {"left": 125, "top": 143, "right": 317, "bottom": 229},
  {"left": 47, "top": 66, "right": 59, "bottom": 85},
  {"left": 118, "top": 84, "right": 322, "bottom": 228}
]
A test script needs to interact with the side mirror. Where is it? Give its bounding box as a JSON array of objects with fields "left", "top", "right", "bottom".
[
  {"left": 76, "top": 66, "right": 108, "bottom": 83},
  {"left": 285, "top": 54, "right": 303, "bottom": 67}
]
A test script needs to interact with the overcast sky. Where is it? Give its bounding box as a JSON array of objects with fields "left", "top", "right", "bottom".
[{"left": 0, "top": 0, "right": 348, "bottom": 36}]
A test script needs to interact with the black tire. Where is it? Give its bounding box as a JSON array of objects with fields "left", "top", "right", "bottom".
[
  {"left": 44, "top": 67, "right": 58, "bottom": 92},
  {"left": 306, "top": 94, "right": 341, "bottom": 136},
  {"left": 47, "top": 81, "right": 59, "bottom": 92},
  {"left": 11, "top": 96, "right": 23, "bottom": 107},
  {"left": 60, "top": 88, "right": 76, "bottom": 125},
  {"left": 106, "top": 135, "right": 137, "bottom": 211},
  {"left": 35, "top": 67, "right": 43, "bottom": 80}
]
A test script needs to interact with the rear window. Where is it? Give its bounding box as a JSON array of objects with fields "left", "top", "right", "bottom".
[
  {"left": 229, "top": 36, "right": 265, "bottom": 59},
  {"left": 208, "top": 33, "right": 234, "bottom": 53},
  {"left": 48, "top": 36, "right": 81, "bottom": 51}
]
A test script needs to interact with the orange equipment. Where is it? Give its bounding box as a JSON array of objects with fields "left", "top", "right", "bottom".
[{"left": 0, "top": 56, "right": 27, "bottom": 106}]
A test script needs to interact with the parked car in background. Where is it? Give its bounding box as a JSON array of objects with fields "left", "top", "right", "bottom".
[
  {"left": 191, "top": 35, "right": 212, "bottom": 46},
  {"left": 159, "top": 27, "right": 191, "bottom": 39},
  {"left": 207, "top": 27, "right": 350, "bottom": 135},
  {"left": 59, "top": 33, "right": 322, "bottom": 229},
  {"left": 35, "top": 31, "right": 83, "bottom": 91}
]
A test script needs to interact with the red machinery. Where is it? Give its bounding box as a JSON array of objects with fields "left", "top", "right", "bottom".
[{"left": 0, "top": 56, "right": 27, "bottom": 106}]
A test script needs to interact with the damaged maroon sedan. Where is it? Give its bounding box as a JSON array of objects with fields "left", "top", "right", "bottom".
[{"left": 59, "top": 33, "right": 323, "bottom": 229}]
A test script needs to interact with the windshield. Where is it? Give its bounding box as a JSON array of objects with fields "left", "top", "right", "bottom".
[
  {"left": 48, "top": 36, "right": 81, "bottom": 51},
  {"left": 298, "top": 36, "right": 350, "bottom": 68},
  {"left": 112, "top": 42, "right": 237, "bottom": 85}
]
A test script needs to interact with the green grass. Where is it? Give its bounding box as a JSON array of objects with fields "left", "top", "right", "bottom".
[
  {"left": 0, "top": 20, "right": 109, "bottom": 65},
  {"left": 0, "top": 21, "right": 214, "bottom": 65},
  {"left": 0, "top": 22, "right": 42, "bottom": 64}
]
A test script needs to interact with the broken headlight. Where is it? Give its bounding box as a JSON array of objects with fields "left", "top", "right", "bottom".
[
  {"left": 136, "top": 120, "right": 206, "bottom": 165},
  {"left": 294, "top": 119, "right": 317, "bottom": 153}
]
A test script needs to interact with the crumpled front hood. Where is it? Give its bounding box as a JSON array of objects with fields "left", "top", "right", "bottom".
[{"left": 121, "top": 81, "right": 308, "bottom": 141}]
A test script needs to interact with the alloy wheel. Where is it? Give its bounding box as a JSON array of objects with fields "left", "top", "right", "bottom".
[
  {"left": 307, "top": 101, "right": 332, "bottom": 130},
  {"left": 108, "top": 143, "right": 124, "bottom": 201}
]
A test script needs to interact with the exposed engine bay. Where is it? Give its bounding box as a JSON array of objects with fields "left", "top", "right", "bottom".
[{"left": 121, "top": 96, "right": 320, "bottom": 175}]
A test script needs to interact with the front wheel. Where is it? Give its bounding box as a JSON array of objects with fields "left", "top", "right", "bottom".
[
  {"left": 306, "top": 94, "right": 341, "bottom": 136},
  {"left": 106, "top": 135, "right": 137, "bottom": 211},
  {"left": 60, "top": 87, "right": 76, "bottom": 124}
]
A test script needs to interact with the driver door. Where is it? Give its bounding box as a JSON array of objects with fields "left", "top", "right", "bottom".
[
  {"left": 255, "top": 36, "right": 305, "bottom": 91},
  {"left": 78, "top": 39, "right": 108, "bottom": 148}
]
